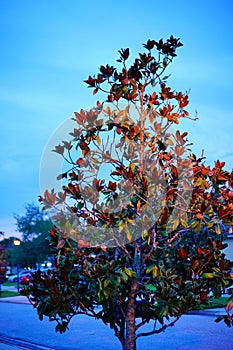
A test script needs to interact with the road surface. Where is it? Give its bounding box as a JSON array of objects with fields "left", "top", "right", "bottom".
[{"left": 0, "top": 297, "right": 233, "bottom": 349}]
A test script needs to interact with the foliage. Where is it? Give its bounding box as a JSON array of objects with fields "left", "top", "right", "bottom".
[
  {"left": 14, "top": 203, "right": 52, "bottom": 242},
  {"left": 0, "top": 232, "right": 8, "bottom": 283},
  {"left": 22, "top": 37, "right": 233, "bottom": 350},
  {"left": 8, "top": 204, "right": 53, "bottom": 268}
]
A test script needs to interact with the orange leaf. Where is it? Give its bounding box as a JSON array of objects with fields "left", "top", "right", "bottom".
[
  {"left": 175, "top": 146, "right": 185, "bottom": 156},
  {"left": 78, "top": 239, "right": 88, "bottom": 248},
  {"left": 167, "top": 138, "right": 174, "bottom": 146},
  {"left": 196, "top": 213, "right": 203, "bottom": 220},
  {"left": 226, "top": 300, "right": 233, "bottom": 314},
  {"left": 149, "top": 112, "right": 154, "bottom": 123},
  {"left": 76, "top": 158, "right": 84, "bottom": 165},
  {"left": 215, "top": 160, "right": 225, "bottom": 169},
  {"left": 82, "top": 147, "right": 90, "bottom": 156}
]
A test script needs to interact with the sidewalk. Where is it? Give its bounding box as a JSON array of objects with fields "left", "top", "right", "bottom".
[{"left": 0, "top": 295, "right": 30, "bottom": 305}]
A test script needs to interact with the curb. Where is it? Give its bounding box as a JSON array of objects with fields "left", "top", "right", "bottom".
[{"left": 187, "top": 308, "right": 226, "bottom": 317}]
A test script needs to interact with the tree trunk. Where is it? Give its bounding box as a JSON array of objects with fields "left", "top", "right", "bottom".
[
  {"left": 124, "top": 310, "right": 136, "bottom": 350},
  {"left": 123, "top": 281, "right": 137, "bottom": 350}
]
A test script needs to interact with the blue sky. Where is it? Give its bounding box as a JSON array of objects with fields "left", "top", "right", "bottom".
[{"left": 0, "top": 0, "right": 233, "bottom": 238}]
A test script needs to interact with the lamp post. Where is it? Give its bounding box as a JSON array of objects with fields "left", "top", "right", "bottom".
[{"left": 13, "top": 239, "right": 21, "bottom": 292}]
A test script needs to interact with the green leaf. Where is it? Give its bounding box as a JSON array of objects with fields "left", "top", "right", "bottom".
[
  {"left": 163, "top": 58, "right": 168, "bottom": 68},
  {"left": 141, "top": 230, "right": 148, "bottom": 240},
  {"left": 120, "top": 270, "right": 128, "bottom": 283},
  {"left": 146, "top": 264, "right": 159, "bottom": 278},
  {"left": 193, "top": 222, "right": 202, "bottom": 233},
  {"left": 152, "top": 266, "right": 159, "bottom": 278},
  {"left": 125, "top": 223, "right": 132, "bottom": 241},
  {"left": 124, "top": 267, "right": 136, "bottom": 278},
  {"left": 172, "top": 219, "right": 180, "bottom": 231},
  {"left": 202, "top": 273, "right": 215, "bottom": 279},
  {"left": 146, "top": 264, "right": 155, "bottom": 274},
  {"left": 145, "top": 284, "right": 156, "bottom": 292},
  {"left": 215, "top": 225, "right": 221, "bottom": 235},
  {"left": 162, "top": 230, "right": 169, "bottom": 237}
]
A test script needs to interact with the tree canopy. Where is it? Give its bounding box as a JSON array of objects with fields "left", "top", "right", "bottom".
[{"left": 21, "top": 37, "right": 233, "bottom": 350}]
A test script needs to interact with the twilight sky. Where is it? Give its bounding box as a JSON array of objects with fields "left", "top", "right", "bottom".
[{"left": 0, "top": 0, "right": 233, "bottom": 238}]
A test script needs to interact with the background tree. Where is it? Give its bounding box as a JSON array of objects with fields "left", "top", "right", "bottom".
[
  {"left": 1, "top": 236, "right": 19, "bottom": 269},
  {"left": 0, "top": 232, "right": 8, "bottom": 287},
  {"left": 15, "top": 203, "right": 52, "bottom": 242},
  {"left": 22, "top": 37, "right": 233, "bottom": 350},
  {"left": 12, "top": 203, "right": 53, "bottom": 268}
]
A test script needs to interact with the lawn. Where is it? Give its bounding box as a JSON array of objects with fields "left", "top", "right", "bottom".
[
  {"left": 0, "top": 282, "right": 19, "bottom": 298},
  {"left": 0, "top": 290, "right": 19, "bottom": 298},
  {"left": 202, "top": 296, "right": 228, "bottom": 309},
  {"left": 3, "top": 281, "right": 17, "bottom": 287}
]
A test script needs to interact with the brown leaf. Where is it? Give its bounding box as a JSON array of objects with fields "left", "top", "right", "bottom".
[
  {"left": 57, "top": 239, "right": 65, "bottom": 249},
  {"left": 226, "top": 300, "right": 233, "bottom": 314}
]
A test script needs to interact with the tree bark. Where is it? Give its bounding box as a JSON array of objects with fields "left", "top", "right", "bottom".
[{"left": 123, "top": 280, "right": 137, "bottom": 350}]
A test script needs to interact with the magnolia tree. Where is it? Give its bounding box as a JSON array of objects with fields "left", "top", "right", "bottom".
[{"left": 22, "top": 37, "right": 233, "bottom": 350}]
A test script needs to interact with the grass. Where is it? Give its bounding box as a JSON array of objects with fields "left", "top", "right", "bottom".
[
  {"left": 0, "top": 282, "right": 20, "bottom": 298},
  {"left": 3, "top": 281, "right": 17, "bottom": 287},
  {"left": 0, "top": 290, "right": 19, "bottom": 298},
  {"left": 203, "top": 296, "right": 229, "bottom": 309}
]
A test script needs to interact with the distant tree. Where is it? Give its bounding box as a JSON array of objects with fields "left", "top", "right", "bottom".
[
  {"left": 15, "top": 203, "right": 52, "bottom": 241},
  {"left": 22, "top": 37, "right": 233, "bottom": 350},
  {"left": 1, "top": 236, "right": 19, "bottom": 268},
  {"left": 0, "top": 232, "right": 8, "bottom": 284},
  {"left": 14, "top": 203, "right": 53, "bottom": 268}
]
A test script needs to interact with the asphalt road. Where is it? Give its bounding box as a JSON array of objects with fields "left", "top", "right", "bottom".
[{"left": 0, "top": 297, "right": 233, "bottom": 350}]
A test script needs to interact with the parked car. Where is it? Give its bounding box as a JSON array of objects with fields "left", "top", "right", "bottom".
[
  {"left": 7, "top": 270, "right": 35, "bottom": 283},
  {"left": 20, "top": 267, "right": 53, "bottom": 285},
  {"left": 20, "top": 273, "right": 33, "bottom": 285}
]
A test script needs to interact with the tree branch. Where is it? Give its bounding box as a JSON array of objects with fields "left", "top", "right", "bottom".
[{"left": 136, "top": 316, "right": 180, "bottom": 338}]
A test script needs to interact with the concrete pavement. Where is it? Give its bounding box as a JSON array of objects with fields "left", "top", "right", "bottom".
[{"left": 0, "top": 295, "right": 30, "bottom": 305}]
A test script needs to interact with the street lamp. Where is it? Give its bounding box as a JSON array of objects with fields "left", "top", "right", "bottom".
[{"left": 13, "top": 239, "right": 21, "bottom": 292}]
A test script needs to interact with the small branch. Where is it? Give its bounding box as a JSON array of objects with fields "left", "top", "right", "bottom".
[
  {"left": 76, "top": 310, "right": 99, "bottom": 318},
  {"left": 135, "top": 319, "right": 148, "bottom": 330},
  {"left": 136, "top": 316, "right": 180, "bottom": 338},
  {"left": 115, "top": 238, "right": 134, "bottom": 263}
]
